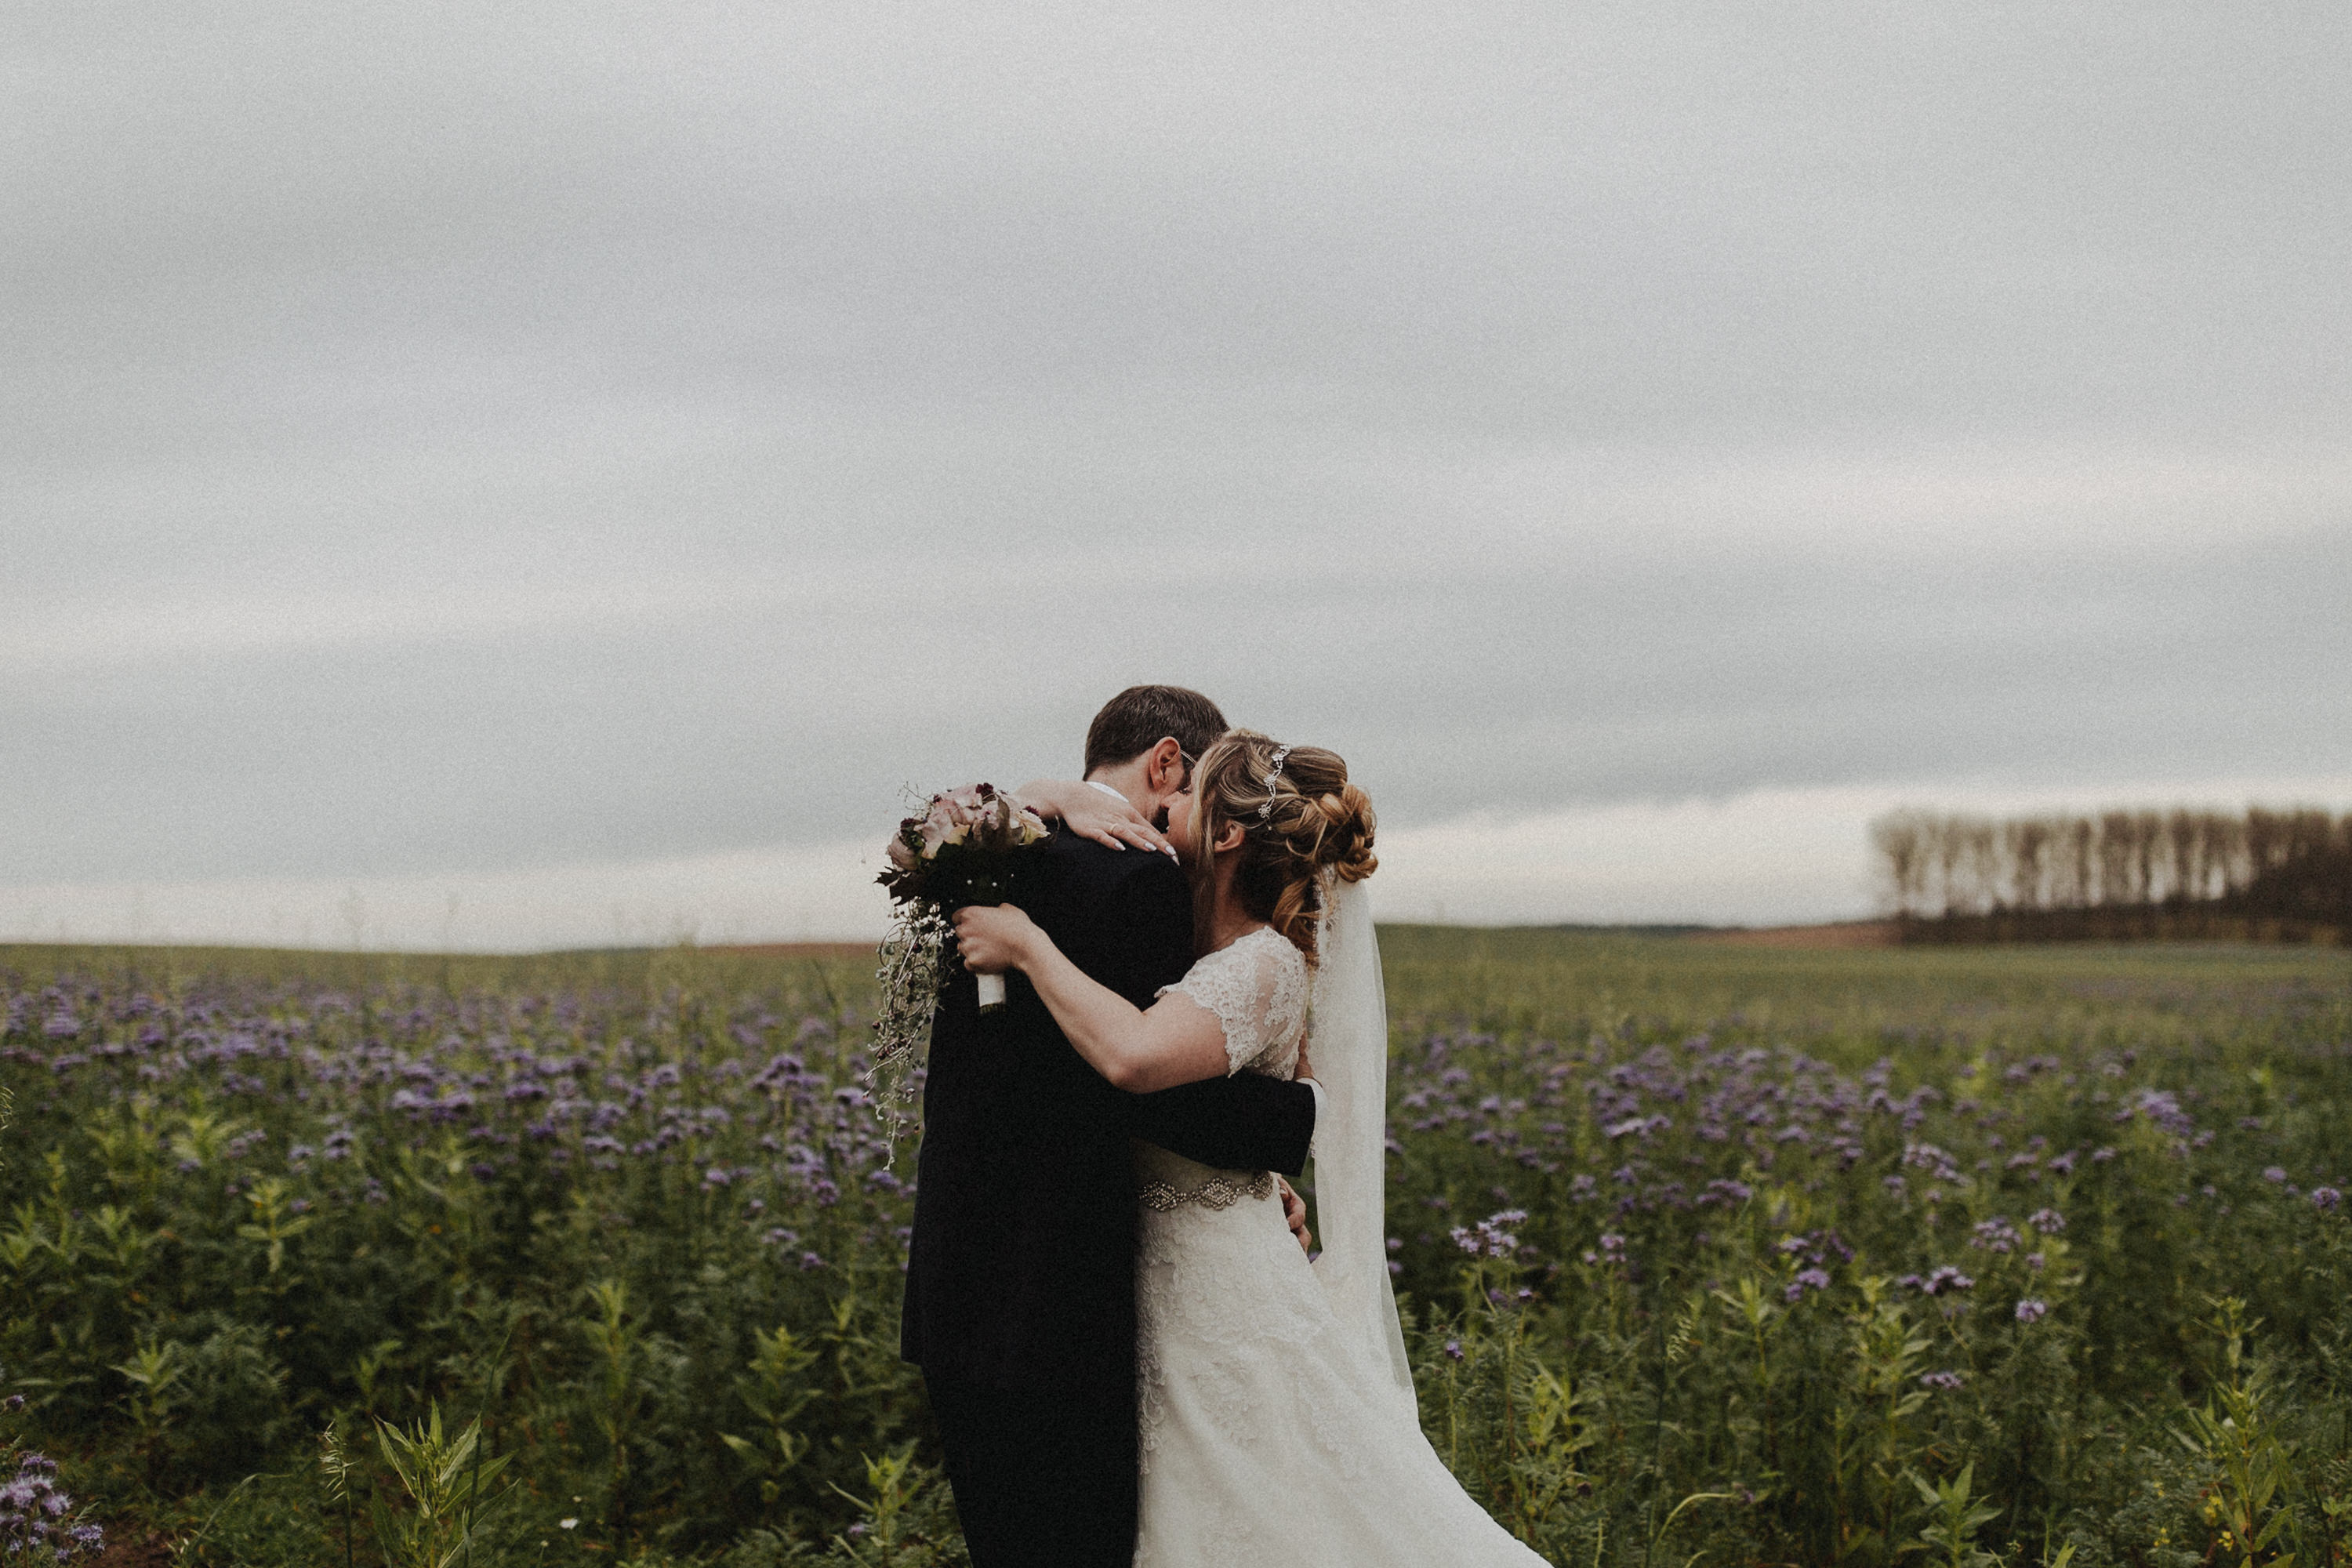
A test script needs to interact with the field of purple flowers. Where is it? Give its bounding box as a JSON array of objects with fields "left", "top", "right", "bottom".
[{"left": 4, "top": 932, "right": 2352, "bottom": 1567}]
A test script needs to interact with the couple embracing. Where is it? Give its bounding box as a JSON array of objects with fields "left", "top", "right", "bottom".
[{"left": 899, "top": 685, "right": 1544, "bottom": 1567}]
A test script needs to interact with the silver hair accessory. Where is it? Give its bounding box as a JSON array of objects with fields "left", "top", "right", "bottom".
[{"left": 1258, "top": 746, "right": 1293, "bottom": 818}]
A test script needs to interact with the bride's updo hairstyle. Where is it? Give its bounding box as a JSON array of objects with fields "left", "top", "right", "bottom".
[{"left": 1189, "top": 729, "right": 1377, "bottom": 965}]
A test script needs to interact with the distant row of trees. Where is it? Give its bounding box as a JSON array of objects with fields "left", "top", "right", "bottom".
[{"left": 1871, "top": 806, "right": 2352, "bottom": 942}]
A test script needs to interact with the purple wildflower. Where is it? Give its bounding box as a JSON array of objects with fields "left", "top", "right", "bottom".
[
  {"left": 1783, "top": 1268, "right": 1832, "bottom": 1302},
  {"left": 1450, "top": 1210, "right": 1524, "bottom": 1260},
  {"left": 1581, "top": 1232, "right": 1629, "bottom": 1268},
  {"left": 1969, "top": 1218, "right": 2020, "bottom": 1254}
]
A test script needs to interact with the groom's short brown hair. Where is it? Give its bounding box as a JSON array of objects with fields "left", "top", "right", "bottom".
[{"left": 1083, "top": 685, "right": 1229, "bottom": 779}]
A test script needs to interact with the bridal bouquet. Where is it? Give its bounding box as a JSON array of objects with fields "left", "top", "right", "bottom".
[{"left": 866, "top": 784, "right": 1051, "bottom": 1136}]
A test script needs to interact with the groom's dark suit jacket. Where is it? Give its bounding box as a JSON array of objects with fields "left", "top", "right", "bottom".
[{"left": 901, "top": 830, "right": 1319, "bottom": 1395}]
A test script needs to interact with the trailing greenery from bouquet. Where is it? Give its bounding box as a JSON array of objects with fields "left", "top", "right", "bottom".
[
  {"left": 863, "top": 907, "right": 950, "bottom": 1151},
  {"left": 864, "top": 785, "right": 1050, "bottom": 1143}
]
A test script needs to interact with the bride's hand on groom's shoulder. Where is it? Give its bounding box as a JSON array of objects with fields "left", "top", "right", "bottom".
[
  {"left": 1010, "top": 779, "right": 1174, "bottom": 857},
  {"left": 953, "top": 904, "right": 1040, "bottom": 975}
]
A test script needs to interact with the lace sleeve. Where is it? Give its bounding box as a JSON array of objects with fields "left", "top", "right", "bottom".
[{"left": 1159, "top": 931, "right": 1309, "bottom": 1077}]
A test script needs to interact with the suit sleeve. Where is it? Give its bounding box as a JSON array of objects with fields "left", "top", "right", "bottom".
[
  {"left": 1130, "top": 1069, "right": 1317, "bottom": 1179},
  {"left": 1080, "top": 853, "right": 1318, "bottom": 1178}
]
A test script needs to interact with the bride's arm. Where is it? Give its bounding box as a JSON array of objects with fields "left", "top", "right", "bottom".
[
  {"left": 953, "top": 904, "right": 1227, "bottom": 1092},
  {"left": 1009, "top": 779, "right": 1174, "bottom": 856}
]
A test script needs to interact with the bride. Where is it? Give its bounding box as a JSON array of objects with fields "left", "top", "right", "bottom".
[{"left": 955, "top": 731, "right": 1548, "bottom": 1566}]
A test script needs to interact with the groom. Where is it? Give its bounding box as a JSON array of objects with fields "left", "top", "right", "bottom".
[{"left": 900, "top": 684, "right": 1321, "bottom": 1568}]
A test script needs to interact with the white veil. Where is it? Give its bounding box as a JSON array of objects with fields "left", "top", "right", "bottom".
[{"left": 1305, "top": 874, "right": 1417, "bottom": 1415}]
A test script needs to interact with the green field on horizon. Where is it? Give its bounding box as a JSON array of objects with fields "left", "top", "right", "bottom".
[{"left": 11, "top": 924, "right": 2344, "bottom": 1030}]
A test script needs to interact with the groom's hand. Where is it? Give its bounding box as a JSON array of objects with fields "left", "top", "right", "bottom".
[{"left": 1279, "top": 1178, "right": 1312, "bottom": 1255}]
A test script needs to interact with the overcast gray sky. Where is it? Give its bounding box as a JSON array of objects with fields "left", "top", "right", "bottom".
[{"left": 6, "top": 2, "right": 2349, "bottom": 946}]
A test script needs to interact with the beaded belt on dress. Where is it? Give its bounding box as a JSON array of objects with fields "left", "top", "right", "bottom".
[{"left": 1138, "top": 1170, "right": 1276, "bottom": 1212}]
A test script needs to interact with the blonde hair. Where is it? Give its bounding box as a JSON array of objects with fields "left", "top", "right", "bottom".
[{"left": 1187, "top": 729, "right": 1377, "bottom": 964}]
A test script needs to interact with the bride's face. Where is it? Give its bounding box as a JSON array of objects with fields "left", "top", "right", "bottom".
[{"left": 1163, "top": 775, "right": 1202, "bottom": 865}]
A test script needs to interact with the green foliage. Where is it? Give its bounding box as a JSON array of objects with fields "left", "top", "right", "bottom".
[
  {"left": 368, "top": 1402, "right": 511, "bottom": 1568},
  {"left": 5, "top": 934, "right": 2352, "bottom": 1565},
  {"left": 1908, "top": 1463, "right": 2005, "bottom": 1568},
  {"left": 2173, "top": 1299, "right": 2300, "bottom": 1568},
  {"left": 721, "top": 1324, "right": 819, "bottom": 1508},
  {"left": 1365, "top": 930, "right": 2352, "bottom": 1566},
  {"left": 821, "top": 1446, "right": 968, "bottom": 1567}
]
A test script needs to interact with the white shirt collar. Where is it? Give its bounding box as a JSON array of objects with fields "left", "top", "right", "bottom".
[{"left": 1085, "top": 779, "right": 1131, "bottom": 804}]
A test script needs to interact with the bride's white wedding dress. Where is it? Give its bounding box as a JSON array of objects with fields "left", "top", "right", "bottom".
[{"left": 1131, "top": 906, "right": 1547, "bottom": 1566}]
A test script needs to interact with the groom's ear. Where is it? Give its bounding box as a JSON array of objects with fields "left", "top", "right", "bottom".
[{"left": 1143, "top": 736, "right": 1187, "bottom": 797}]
